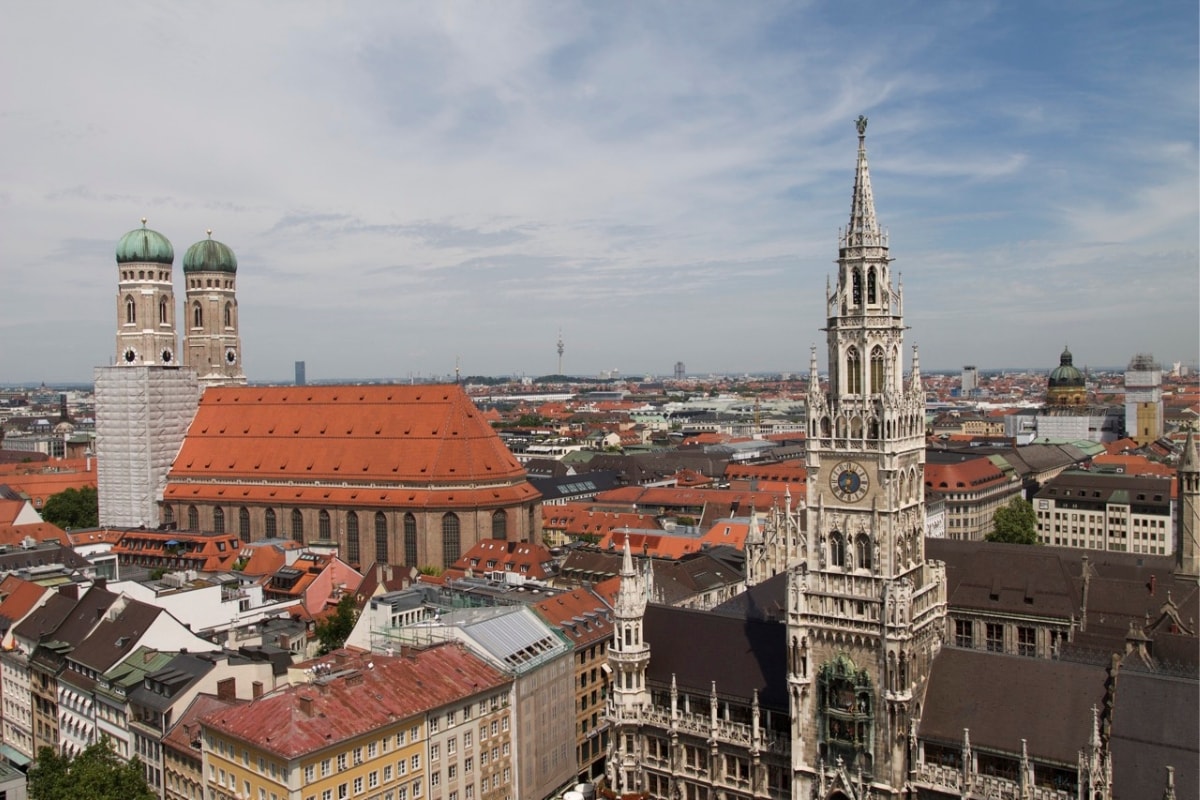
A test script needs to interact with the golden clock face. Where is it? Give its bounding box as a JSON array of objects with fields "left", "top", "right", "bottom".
[{"left": 830, "top": 461, "right": 869, "bottom": 503}]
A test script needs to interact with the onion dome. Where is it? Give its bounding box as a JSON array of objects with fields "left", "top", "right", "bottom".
[
  {"left": 116, "top": 218, "right": 174, "bottom": 265},
  {"left": 1048, "top": 346, "right": 1085, "bottom": 389},
  {"left": 183, "top": 230, "right": 238, "bottom": 274}
]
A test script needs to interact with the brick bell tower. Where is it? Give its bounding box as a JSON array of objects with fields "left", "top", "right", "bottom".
[{"left": 788, "top": 117, "right": 947, "bottom": 798}]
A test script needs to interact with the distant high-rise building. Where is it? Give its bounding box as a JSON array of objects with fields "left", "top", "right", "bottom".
[
  {"left": 295, "top": 361, "right": 306, "bottom": 386},
  {"left": 961, "top": 364, "right": 978, "bottom": 396},
  {"left": 1124, "top": 353, "right": 1162, "bottom": 446},
  {"left": 674, "top": 361, "right": 685, "bottom": 380}
]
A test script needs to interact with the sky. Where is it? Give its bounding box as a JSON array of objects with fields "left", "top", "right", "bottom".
[{"left": 1, "top": 1, "right": 1197, "bottom": 384}]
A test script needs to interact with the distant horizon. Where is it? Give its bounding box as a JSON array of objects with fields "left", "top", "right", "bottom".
[{"left": 4, "top": 363, "right": 1197, "bottom": 393}]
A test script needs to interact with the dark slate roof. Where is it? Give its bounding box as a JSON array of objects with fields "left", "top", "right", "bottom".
[
  {"left": 711, "top": 572, "right": 788, "bottom": 622},
  {"left": 528, "top": 471, "right": 622, "bottom": 502},
  {"left": 69, "top": 598, "right": 163, "bottom": 673},
  {"left": 130, "top": 652, "right": 217, "bottom": 711},
  {"left": 0, "top": 543, "right": 90, "bottom": 572},
  {"left": 643, "top": 604, "right": 787, "bottom": 711},
  {"left": 12, "top": 591, "right": 75, "bottom": 641},
  {"left": 920, "top": 647, "right": 1102, "bottom": 765},
  {"left": 926, "top": 539, "right": 1079, "bottom": 620},
  {"left": 1109, "top": 670, "right": 1198, "bottom": 800}
]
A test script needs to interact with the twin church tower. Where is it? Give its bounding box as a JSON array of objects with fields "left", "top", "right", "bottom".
[
  {"left": 96, "top": 221, "right": 247, "bottom": 529},
  {"left": 112, "top": 219, "right": 246, "bottom": 385}
]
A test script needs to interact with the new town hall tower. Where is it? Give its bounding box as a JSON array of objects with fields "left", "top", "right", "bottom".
[{"left": 607, "top": 119, "right": 947, "bottom": 800}]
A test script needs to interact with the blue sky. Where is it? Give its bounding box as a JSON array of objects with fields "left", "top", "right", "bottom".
[{"left": 1, "top": 1, "right": 1196, "bottom": 383}]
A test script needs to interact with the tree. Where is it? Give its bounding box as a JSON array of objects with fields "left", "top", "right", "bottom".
[
  {"left": 314, "top": 593, "right": 360, "bottom": 654},
  {"left": 40, "top": 486, "right": 99, "bottom": 529},
  {"left": 987, "top": 497, "right": 1039, "bottom": 545},
  {"left": 29, "top": 736, "right": 155, "bottom": 800}
]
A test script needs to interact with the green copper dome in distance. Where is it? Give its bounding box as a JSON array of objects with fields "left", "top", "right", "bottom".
[
  {"left": 1048, "top": 346, "right": 1085, "bottom": 388},
  {"left": 115, "top": 219, "right": 174, "bottom": 265},
  {"left": 183, "top": 231, "right": 238, "bottom": 274}
]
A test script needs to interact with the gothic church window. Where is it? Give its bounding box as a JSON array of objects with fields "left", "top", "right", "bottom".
[
  {"left": 125, "top": 296, "right": 136, "bottom": 325},
  {"left": 187, "top": 505, "right": 199, "bottom": 531},
  {"left": 856, "top": 534, "right": 871, "bottom": 570},
  {"left": 318, "top": 510, "right": 331, "bottom": 540},
  {"left": 443, "top": 513, "right": 461, "bottom": 568},
  {"left": 265, "top": 508, "right": 277, "bottom": 537},
  {"left": 291, "top": 508, "right": 304, "bottom": 543},
  {"left": 346, "top": 512, "right": 360, "bottom": 563},
  {"left": 492, "top": 510, "right": 507, "bottom": 541},
  {"left": 846, "top": 347, "right": 862, "bottom": 394},
  {"left": 238, "top": 508, "right": 250, "bottom": 542},
  {"left": 830, "top": 531, "right": 845, "bottom": 567},
  {"left": 375, "top": 512, "right": 389, "bottom": 562},
  {"left": 213, "top": 507, "right": 225, "bottom": 534},
  {"left": 224, "top": 302, "right": 233, "bottom": 328},
  {"left": 159, "top": 297, "right": 169, "bottom": 326},
  {"left": 192, "top": 303, "right": 203, "bottom": 328},
  {"left": 867, "top": 267, "right": 877, "bottom": 304},
  {"left": 870, "top": 346, "right": 885, "bottom": 394},
  {"left": 404, "top": 513, "right": 418, "bottom": 565},
  {"left": 852, "top": 270, "right": 862, "bottom": 306}
]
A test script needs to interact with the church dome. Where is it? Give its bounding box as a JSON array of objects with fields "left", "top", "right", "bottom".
[
  {"left": 116, "top": 220, "right": 174, "bottom": 265},
  {"left": 183, "top": 233, "right": 238, "bottom": 274},
  {"left": 1048, "top": 346, "right": 1085, "bottom": 388}
]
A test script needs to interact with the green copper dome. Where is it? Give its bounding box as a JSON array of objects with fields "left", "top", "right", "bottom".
[
  {"left": 115, "top": 220, "right": 174, "bottom": 265},
  {"left": 183, "top": 232, "right": 238, "bottom": 274},
  {"left": 1049, "top": 346, "right": 1084, "bottom": 387}
]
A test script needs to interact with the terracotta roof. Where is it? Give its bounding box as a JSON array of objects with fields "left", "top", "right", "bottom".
[
  {"left": 113, "top": 529, "right": 243, "bottom": 572},
  {"left": 163, "top": 692, "right": 245, "bottom": 759},
  {"left": 0, "top": 521, "right": 69, "bottom": 547},
  {"left": 542, "top": 505, "right": 661, "bottom": 537},
  {"left": 238, "top": 540, "right": 303, "bottom": 577},
  {"left": 202, "top": 645, "right": 508, "bottom": 758},
  {"left": 600, "top": 531, "right": 700, "bottom": 560},
  {"left": 167, "top": 385, "right": 536, "bottom": 510},
  {"left": 530, "top": 586, "right": 613, "bottom": 647},
  {"left": 924, "top": 458, "right": 1010, "bottom": 493},
  {"left": 451, "top": 540, "right": 554, "bottom": 580},
  {"left": 0, "top": 575, "right": 50, "bottom": 644},
  {"left": 1, "top": 470, "right": 97, "bottom": 505}
]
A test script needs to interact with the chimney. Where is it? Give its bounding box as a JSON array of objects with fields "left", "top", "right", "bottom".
[
  {"left": 252, "top": 681, "right": 263, "bottom": 699},
  {"left": 298, "top": 694, "right": 314, "bottom": 717},
  {"left": 216, "top": 677, "right": 236, "bottom": 701}
]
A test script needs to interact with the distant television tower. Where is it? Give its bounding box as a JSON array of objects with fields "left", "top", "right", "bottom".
[{"left": 557, "top": 328, "right": 564, "bottom": 375}]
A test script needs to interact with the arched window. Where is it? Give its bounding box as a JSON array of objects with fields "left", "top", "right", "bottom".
[
  {"left": 163, "top": 505, "right": 174, "bottom": 526},
  {"left": 125, "top": 296, "right": 136, "bottom": 324},
  {"left": 213, "top": 507, "right": 225, "bottom": 534},
  {"left": 852, "top": 270, "right": 862, "bottom": 306},
  {"left": 492, "top": 510, "right": 507, "bottom": 541},
  {"left": 265, "top": 508, "right": 277, "bottom": 538},
  {"left": 224, "top": 302, "right": 233, "bottom": 328},
  {"left": 159, "top": 297, "right": 169, "bottom": 326},
  {"left": 867, "top": 267, "right": 877, "bottom": 304},
  {"left": 375, "top": 512, "right": 389, "bottom": 563},
  {"left": 192, "top": 302, "right": 203, "bottom": 328},
  {"left": 187, "top": 505, "right": 199, "bottom": 531},
  {"left": 238, "top": 508, "right": 250, "bottom": 542},
  {"left": 442, "top": 513, "right": 461, "bottom": 568},
  {"left": 846, "top": 347, "right": 862, "bottom": 394},
  {"left": 856, "top": 534, "right": 872, "bottom": 571},
  {"left": 291, "top": 509, "right": 304, "bottom": 543},
  {"left": 870, "top": 346, "right": 885, "bottom": 394},
  {"left": 404, "top": 513, "right": 418, "bottom": 566},
  {"left": 346, "top": 512, "right": 360, "bottom": 564},
  {"left": 830, "top": 531, "right": 845, "bottom": 568},
  {"left": 318, "top": 510, "right": 331, "bottom": 540}
]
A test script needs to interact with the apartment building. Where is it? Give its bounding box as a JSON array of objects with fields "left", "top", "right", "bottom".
[{"left": 1034, "top": 471, "right": 1174, "bottom": 555}]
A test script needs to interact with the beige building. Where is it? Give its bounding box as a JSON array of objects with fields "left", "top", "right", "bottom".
[{"left": 1034, "top": 471, "right": 1173, "bottom": 555}]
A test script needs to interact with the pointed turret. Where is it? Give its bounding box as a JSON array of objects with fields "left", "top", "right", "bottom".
[
  {"left": 1177, "top": 425, "right": 1199, "bottom": 577},
  {"left": 844, "top": 115, "right": 883, "bottom": 249}
]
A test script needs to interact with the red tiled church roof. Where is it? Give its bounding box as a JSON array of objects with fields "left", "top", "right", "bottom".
[{"left": 166, "top": 385, "right": 538, "bottom": 509}]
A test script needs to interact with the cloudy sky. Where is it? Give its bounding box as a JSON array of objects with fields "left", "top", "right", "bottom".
[{"left": 2, "top": 1, "right": 1196, "bottom": 384}]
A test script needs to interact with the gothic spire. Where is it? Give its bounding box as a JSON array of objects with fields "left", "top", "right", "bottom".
[
  {"left": 1181, "top": 425, "right": 1198, "bottom": 473},
  {"left": 844, "top": 115, "right": 883, "bottom": 249}
]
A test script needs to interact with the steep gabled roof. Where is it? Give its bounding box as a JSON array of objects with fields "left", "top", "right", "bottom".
[{"left": 168, "top": 385, "right": 530, "bottom": 492}]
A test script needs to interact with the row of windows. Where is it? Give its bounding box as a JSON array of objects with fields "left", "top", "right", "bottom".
[
  {"left": 124, "top": 295, "right": 171, "bottom": 326},
  {"left": 169, "top": 506, "right": 512, "bottom": 567}
]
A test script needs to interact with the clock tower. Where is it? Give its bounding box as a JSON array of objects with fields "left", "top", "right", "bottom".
[{"left": 788, "top": 117, "right": 946, "bottom": 798}]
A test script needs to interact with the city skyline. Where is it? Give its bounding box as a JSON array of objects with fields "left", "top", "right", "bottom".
[{"left": 1, "top": 2, "right": 1196, "bottom": 383}]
